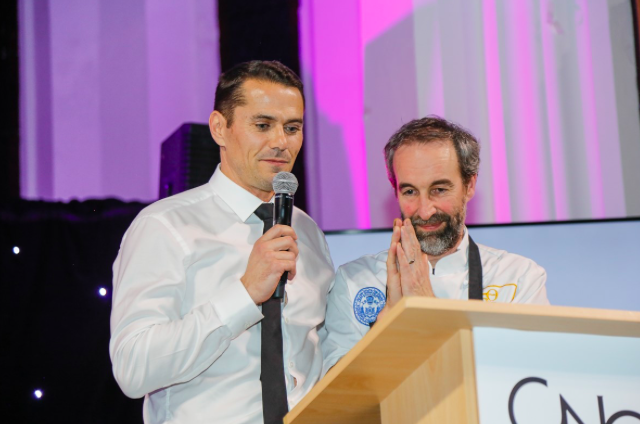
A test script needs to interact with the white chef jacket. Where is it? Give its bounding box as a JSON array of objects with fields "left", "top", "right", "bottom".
[
  {"left": 321, "top": 229, "right": 548, "bottom": 374},
  {"left": 109, "top": 167, "right": 335, "bottom": 424}
]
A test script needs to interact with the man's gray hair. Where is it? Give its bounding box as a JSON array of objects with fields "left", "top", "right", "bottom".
[{"left": 384, "top": 115, "right": 480, "bottom": 189}]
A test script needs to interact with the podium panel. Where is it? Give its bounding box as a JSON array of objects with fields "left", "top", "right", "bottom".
[
  {"left": 284, "top": 299, "right": 640, "bottom": 424},
  {"left": 474, "top": 328, "right": 640, "bottom": 424}
]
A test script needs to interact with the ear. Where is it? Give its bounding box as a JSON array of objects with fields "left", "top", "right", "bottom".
[
  {"left": 209, "top": 111, "right": 227, "bottom": 148},
  {"left": 464, "top": 174, "right": 478, "bottom": 202}
]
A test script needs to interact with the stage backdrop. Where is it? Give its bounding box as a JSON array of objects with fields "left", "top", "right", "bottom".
[
  {"left": 300, "top": 0, "right": 640, "bottom": 230},
  {"left": 18, "top": 0, "right": 220, "bottom": 202}
]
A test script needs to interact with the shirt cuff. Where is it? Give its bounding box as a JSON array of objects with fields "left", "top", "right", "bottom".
[{"left": 210, "top": 281, "right": 263, "bottom": 339}]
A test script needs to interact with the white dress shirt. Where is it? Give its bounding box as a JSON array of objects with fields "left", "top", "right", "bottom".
[
  {"left": 321, "top": 229, "right": 549, "bottom": 374},
  {"left": 109, "top": 167, "right": 335, "bottom": 424}
]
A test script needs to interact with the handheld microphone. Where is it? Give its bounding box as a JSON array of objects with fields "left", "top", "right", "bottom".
[{"left": 272, "top": 172, "right": 298, "bottom": 299}]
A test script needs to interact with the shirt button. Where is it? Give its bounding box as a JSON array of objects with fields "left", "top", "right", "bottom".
[
  {"left": 284, "top": 316, "right": 289, "bottom": 324},
  {"left": 288, "top": 361, "right": 294, "bottom": 369}
]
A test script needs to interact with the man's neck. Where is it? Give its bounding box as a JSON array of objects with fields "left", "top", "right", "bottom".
[
  {"left": 427, "top": 230, "right": 465, "bottom": 268},
  {"left": 219, "top": 163, "right": 274, "bottom": 202}
]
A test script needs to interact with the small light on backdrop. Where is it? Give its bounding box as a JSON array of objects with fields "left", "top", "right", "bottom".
[
  {"left": 13, "top": 246, "right": 20, "bottom": 254},
  {"left": 34, "top": 389, "right": 43, "bottom": 399},
  {"left": 98, "top": 287, "right": 107, "bottom": 297}
]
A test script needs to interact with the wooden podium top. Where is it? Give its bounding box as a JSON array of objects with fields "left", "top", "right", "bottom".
[{"left": 284, "top": 299, "right": 640, "bottom": 424}]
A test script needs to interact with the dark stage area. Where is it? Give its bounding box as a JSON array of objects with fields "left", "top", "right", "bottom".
[{"left": 1, "top": 200, "right": 147, "bottom": 422}]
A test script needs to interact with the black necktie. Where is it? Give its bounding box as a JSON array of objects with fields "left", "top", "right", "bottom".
[{"left": 254, "top": 203, "right": 288, "bottom": 424}]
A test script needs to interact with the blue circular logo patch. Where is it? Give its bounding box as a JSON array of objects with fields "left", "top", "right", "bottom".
[{"left": 353, "top": 287, "right": 386, "bottom": 326}]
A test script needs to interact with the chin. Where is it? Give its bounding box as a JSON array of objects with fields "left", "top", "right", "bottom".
[{"left": 261, "top": 161, "right": 288, "bottom": 172}]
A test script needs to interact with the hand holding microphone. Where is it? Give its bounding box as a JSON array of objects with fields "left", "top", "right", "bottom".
[{"left": 241, "top": 172, "right": 299, "bottom": 304}]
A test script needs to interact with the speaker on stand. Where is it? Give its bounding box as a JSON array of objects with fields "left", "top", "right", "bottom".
[{"left": 159, "top": 123, "right": 220, "bottom": 199}]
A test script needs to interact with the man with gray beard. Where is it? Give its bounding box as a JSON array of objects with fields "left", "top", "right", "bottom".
[{"left": 321, "top": 116, "right": 549, "bottom": 373}]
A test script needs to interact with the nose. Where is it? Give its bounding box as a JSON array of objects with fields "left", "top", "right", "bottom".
[
  {"left": 269, "top": 127, "right": 288, "bottom": 150},
  {"left": 416, "top": 195, "right": 437, "bottom": 220}
]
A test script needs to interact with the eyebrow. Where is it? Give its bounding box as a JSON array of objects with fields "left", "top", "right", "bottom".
[
  {"left": 252, "top": 114, "right": 276, "bottom": 122},
  {"left": 430, "top": 179, "right": 454, "bottom": 187},
  {"left": 398, "top": 183, "right": 416, "bottom": 191},
  {"left": 251, "top": 114, "right": 303, "bottom": 125},
  {"left": 397, "top": 179, "right": 454, "bottom": 191}
]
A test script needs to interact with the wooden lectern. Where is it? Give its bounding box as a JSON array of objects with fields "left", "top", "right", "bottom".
[{"left": 284, "top": 298, "right": 640, "bottom": 424}]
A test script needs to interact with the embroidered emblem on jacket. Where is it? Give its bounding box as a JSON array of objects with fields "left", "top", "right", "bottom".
[{"left": 353, "top": 287, "right": 386, "bottom": 325}]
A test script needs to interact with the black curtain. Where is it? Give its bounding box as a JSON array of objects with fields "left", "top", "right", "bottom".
[
  {"left": 0, "top": 0, "right": 20, "bottom": 199},
  {"left": 2, "top": 200, "right": 147, "bottom": 422}
]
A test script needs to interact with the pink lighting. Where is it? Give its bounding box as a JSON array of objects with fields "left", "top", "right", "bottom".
[
  {"left": 360, "top": 0, "right": 414, "bottom": 46},
  {"left": 482, "top": 0, "right": 512, "bottom": 223},
  {"left": 300, "top": 0, "right": 370, "bottom": 230},
  {"left": 504, "top": 0, "right": 550, "bottom": 221}
]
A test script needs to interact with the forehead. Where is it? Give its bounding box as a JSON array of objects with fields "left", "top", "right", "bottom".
[
  {"left": 235, "top": 79, "right": 304, "bottom": 116},
  {"left": 393, "top": 139, "right": 462, "bottom": 184}
]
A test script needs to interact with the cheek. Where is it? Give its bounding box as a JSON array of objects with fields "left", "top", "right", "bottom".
[
  {"left": 247, "top": 138, "right": 270, "bottom": 158},
  {"left": 398, "top": 198, "right": 417, "bottom": 217},
  {"left": 436, "top": 197, "right": 463, "bottom": 215},
  {"left": 289, "top": 136, "right": 303, "bottom": 155}
]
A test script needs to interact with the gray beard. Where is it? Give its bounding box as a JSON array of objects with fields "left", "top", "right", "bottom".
[{"left": 402, "top": 206, "right": 466, "bottom": 256}]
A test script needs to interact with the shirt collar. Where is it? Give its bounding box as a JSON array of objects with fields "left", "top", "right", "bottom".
[
  {"left": 209, "top": 165, "right": 273, "bottom": 222},
  {"left": 432, "top": 227, "right": 469, "bottom": 275}
]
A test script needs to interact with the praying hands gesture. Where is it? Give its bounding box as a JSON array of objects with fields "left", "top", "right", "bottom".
[{"left": 376, "top": 218, "right": 435, "bottom": 322}]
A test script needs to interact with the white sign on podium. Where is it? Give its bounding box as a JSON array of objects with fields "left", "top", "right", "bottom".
[{"left": 474, "top": 328, "right": 640, "bottom": 424}]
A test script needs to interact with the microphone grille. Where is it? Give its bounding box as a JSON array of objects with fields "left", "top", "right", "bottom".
[{"left": 273, "top": 172, "right": 298, "bottom": 195}]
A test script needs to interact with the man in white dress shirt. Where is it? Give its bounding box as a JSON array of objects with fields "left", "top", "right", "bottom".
[
  {"left": 322, "top": 116, "right": 549, "bottom": 373},
  {"left": 109, "top": 61, "right": 334, "bottom": 424}
]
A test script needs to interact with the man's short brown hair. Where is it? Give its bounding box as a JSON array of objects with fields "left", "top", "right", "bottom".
[
  {"left": 384, "top": 115, "right": 480, "bottom": 189},
  {"left": 214, "top": 60, "right": 304, "bottom": 127}
]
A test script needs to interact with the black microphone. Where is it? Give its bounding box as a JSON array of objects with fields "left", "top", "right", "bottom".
[{"left": 272, "top": 172, "right": 298, "bottom": 299}]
